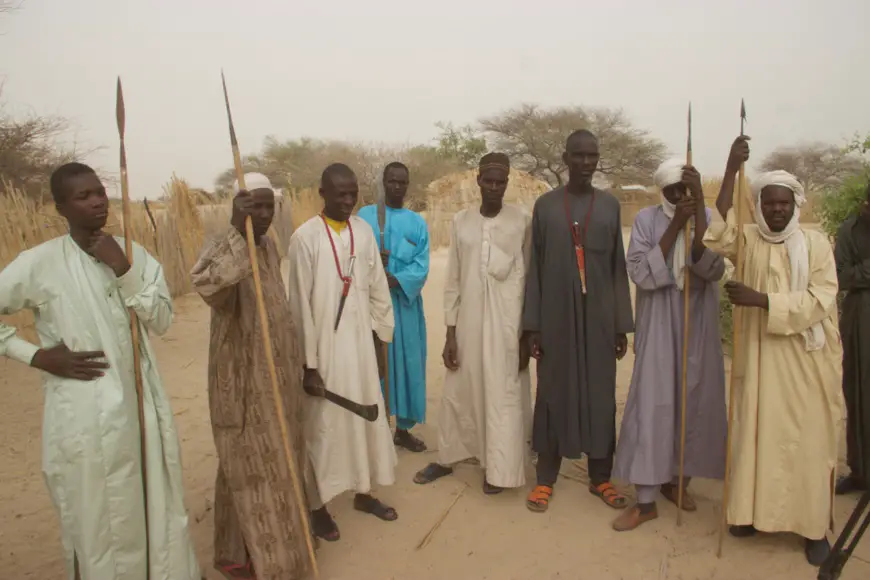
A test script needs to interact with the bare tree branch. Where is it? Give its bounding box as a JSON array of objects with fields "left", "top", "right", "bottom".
[
  {"left": 479, "top": 103, "right": 666, "bottom": 188},
  {"left": 759, "top": 142, "right": 865, "bottom": 194}
]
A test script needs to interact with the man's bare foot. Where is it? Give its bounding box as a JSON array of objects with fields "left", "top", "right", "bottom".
[
  {"left": 612, "top": 503, "right": 658, "bottom": 532},
  {"left": 394, "top": 429, "right": 427, "bottom": 452},
  {"left": 353, "top": 493, "right": 398, "bottom": 521}
]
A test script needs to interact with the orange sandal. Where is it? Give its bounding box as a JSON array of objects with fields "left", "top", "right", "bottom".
[
  {"left": 589, "top": 481, "right": 627, "bottom": 509},
  {"left": 526, "top": 485, "right": 553, "bottom": 512}
]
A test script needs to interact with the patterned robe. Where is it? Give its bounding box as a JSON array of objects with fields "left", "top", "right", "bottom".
[{"left": 191, "top": 228, "right": 313, "bottom": 580}]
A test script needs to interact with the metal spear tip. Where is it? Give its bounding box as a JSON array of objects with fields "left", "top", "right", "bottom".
[
  {"left": 115, "top": 77, "right": 126, "bottom": 137},
  {"left": 740, "top": 98, "right": 747, "bottom": 119}
]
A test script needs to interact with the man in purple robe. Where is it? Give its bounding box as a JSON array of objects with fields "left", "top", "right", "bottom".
[{"left": 612, "top": 158, "right": 728, "bottom": 531}]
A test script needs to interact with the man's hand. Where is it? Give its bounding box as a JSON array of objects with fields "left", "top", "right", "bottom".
[
  {"left": 31, "top": 342, "right": 109, "bottom": 381},
  {"left": 724, "top": 281, "right": 768, "bottom": 309},
  {"left": 527, "top": 331, "right": 543, "bottom": 361},
  {"left": 386, "top": 273, "right": 400, "bottom": 289},
  {"left": 88, "top": 232, "right": 131, "bottom": 277},
  {"left": 519, "top": 334, "right": 531, "bottom": 371},
  {"left": 672, "top": 197, "right": 696, "bottom": 229},
  {"left": 302, "top": 367, "right": 326, "bottom": 397},
  {"left": 230, "top": 190, "right": 255, "bottom": 235},
  {"left": 380, "top": 250, "right": 390, "bottom": 270},
  {"left": 726, "top": 136, "right": 751, "bottom": 174},
  {"left": 682, "top": 165, "right": 704, "bottom": 199},
  {"left": 615, "top": 334, "right": 628, "bottom": 360},
  {"left": 442, "top": 330, "right": 459, "bottom": 371}
]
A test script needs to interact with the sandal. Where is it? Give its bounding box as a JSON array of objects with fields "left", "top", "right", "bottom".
[
  {"left": 354, "top": 494, "right": 398, "bottom": 521},
  {"left": 589, "top": 481, "right": 627, "bottom": 509},
  {"left": 414, "top": 463, "right": 454, "bottom": 485},
  {"left": 483, "top": 480, "right": 504, "bottom": 495},
  {"left": 215, "top": 560, "right": 257, "bottom": 580},
  {"left": 526, "top": 485, "right": 553, "bottom": 512},
  {"left": 660, "top": 482, "right": 696, "bottom": 512},
  {"left": 311, "top": 507, "right": 340, "bottom": 542},
  {"left": 394, "top": 429, "right": 427, "bottom": 453}
]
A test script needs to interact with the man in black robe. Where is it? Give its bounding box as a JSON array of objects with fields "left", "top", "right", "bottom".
[
  {"left": 835, "top": 181, "right": 870, "bottom": 495},
  {"left": 523, "top": 129, "right": 634, "bottom": 513}
]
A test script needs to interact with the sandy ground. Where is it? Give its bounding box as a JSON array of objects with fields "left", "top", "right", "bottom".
[{"left": 2, "top": 240, "right": 869, "bottom": 580}]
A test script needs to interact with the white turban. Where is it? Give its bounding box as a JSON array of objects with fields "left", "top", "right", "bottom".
[
  {"left": 232, "top": 172, "right": 273, "bottom": 194},
  {"left": 654, "top": 158, "right": 691, "bottom": 290},
  {"left": 751, "top": 170, "right": 823, "bottom": 351}
]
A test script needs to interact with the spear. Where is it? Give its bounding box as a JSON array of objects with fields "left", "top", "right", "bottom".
[
  {"left": 376, "top": 173, "right": 391, "bottom": 429},
  {"left": 116, "top": 77, "right": 151, "bottom": 579},
  {"left": 718, "top": 99, "right": 748, "bottom": 557},
  {"left": 220, "top": 70, "right": 320, "bottom": 577},
  {"left": 676, "top": 102, "right": 692, "bottom": 525}
]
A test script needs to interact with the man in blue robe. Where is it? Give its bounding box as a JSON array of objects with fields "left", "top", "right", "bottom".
[{"left": 359, "top": 162, "right": 430, "bottom": 451}]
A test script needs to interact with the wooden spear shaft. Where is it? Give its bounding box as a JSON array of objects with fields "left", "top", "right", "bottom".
[
  {"left": 116, "top": 77, "right": 150, "bottom": 579},
  {"left": 676, "top": 102, "right": 692, "bottom": 525},
  {"left": 221, "top": 71, "right": 320, "bottom": 578},
  {"left": 718, "top": 100, "right": 748, "bottom": 557}
]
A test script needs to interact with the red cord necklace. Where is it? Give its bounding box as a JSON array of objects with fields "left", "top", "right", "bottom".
[
  {"left": 563, "top": 188, "right": 596, "bottom": 294},
  {"left": 321, "top": 214, "right": 355, "bottom": 297}
]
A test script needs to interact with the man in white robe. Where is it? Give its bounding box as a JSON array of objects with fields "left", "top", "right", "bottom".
[
  {"left": 706, "top": 138, "right": 844, "bottom": 567},
  {"left": 0, "top": 163, "right": 201, "bottom": 580},
  {"left": 413, "top": 153, "right": 533, "bottom": 494},
  {"left": 286, "top": 163, "right": 398, "bottom": 542}
]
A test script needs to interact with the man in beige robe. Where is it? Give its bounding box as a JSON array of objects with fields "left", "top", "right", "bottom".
[
  {"left": 413, "top": 153, "right": 533, "bottom": 494},
  {"left": 191, "top": 173, "right": 314, "bottom": 580},
  {"left": 286, "top": 163, "right": 398, "bottom": 541},
  {"left": 706, "top": 137, "right": 844, "bottom": 567}
]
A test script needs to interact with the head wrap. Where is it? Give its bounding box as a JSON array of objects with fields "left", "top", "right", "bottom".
[
  {"left": 750, "top": 170, "right": 823, "bottom": 351},
  {"left": 653, "top": 158, "right": 692, "bottom": 290},
  {"left": 233, "top": 172, "right": 273, "bottom": 194}
]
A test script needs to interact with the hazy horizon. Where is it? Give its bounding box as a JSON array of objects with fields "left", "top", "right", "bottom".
[{"left": 2, "top": 0, "right": 869, "bottom": 199}]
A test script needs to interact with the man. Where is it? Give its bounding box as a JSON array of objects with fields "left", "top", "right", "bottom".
[
  {"left": 523, "top": 130, "right": 634, "bottom": 512},
  {"left": 191, "top": 172, "right": 314, "bottom": 579},
  {"left": 0, "top": 163, "right": 201, "bottom": 580},
  {"left": 358, "top": 162, "right": 430, "bottom": 452},
  {"left": 413, "top": 153, "right": 533, "bottom": 494},
  {"left": 707, "top": 136, "right": 843, "bottom": 566},
  {"left": 612, "top": 159, "right": 727, "bottom": 531},
  {"left": 286, "top": 163, "right": 398, "bottom": 541},
  {"left": 834, "top": 181, "right": 870, "bottom": 495}
]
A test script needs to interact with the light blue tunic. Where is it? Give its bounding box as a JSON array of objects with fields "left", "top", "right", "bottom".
[{"left": 358, "top": 205, "right": 429, "bottom": 429}]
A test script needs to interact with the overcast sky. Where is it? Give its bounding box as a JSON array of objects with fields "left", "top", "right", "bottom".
[{"left": 2, "top": 0, "right": 869, "bottom": 198}]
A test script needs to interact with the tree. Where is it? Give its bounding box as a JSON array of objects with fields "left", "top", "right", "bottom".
[
  {"left": 479, "top": 103, "right": 667, "bottom": 188},
  {"left": 0, "top": 101, "right": 79, "bottom": 200},
  {"left": 434, "top": 122, "right": 487, "bottom": 168},
  {"left": 758, "top": 142, "right": 864, "bottom": 194},
  {"left": 214, "top": 137, "right": 465, "bottom": 211}
]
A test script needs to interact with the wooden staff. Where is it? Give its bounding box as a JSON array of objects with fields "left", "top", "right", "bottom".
[
  {"left": 220, "top": 70, "right": 320, "bottom": 578},
  {"left": 676, "top": 102, "right": 692, "bottom": 524},
  {"left": 115, "top": 77, "right": 150, "bottom": 579},
  {"left": 718, "top": 99, "right": 748, "bottom": 557}
]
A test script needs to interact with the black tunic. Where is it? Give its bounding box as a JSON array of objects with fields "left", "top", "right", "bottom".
[{"left": 523, "top": 187, "right": 634, "bottom": 459}]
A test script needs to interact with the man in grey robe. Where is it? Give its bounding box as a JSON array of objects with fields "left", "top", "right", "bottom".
[
  {"left": 612, "top": 159, "right": 727, "bottom": 531},
  {"left": 523, "top": 129, "right": 634, "bottom": 513}
]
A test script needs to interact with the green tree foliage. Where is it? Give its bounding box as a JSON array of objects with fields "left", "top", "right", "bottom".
[
  {"left": 817, "top": 132, "right": 870, "bottom": 238},
  {"left": 434, "top": 122, "right": 487, "bottom": 168}
]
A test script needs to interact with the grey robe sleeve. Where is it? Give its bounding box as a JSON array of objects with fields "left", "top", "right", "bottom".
[
  {"left": 522, "top": 200, "right": 543, "bottom": 333},
  {"left": 613, "top": 204, "right": 634, "bottom": 334}
]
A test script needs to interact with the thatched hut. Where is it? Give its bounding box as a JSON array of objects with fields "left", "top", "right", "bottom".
[{"left": 425, "top": 169, "right": 550, "bottom": 247}]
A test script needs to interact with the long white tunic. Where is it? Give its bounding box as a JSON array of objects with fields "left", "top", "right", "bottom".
[
  {"left": 0, "top": 236, "right": 200, "bottom": 580},
  {"left": 439, "top": 205, "right": 533, "bottom": 488},
  {"left": 286, "top": 216, "right": 397, "bottom": 505}
]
